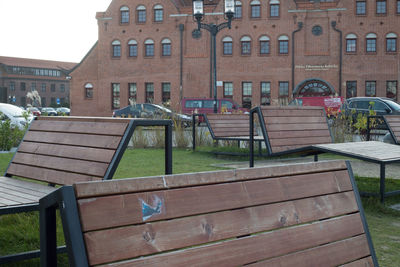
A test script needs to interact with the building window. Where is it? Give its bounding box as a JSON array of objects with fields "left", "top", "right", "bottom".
[
  {"left": 242, "top": 82, "right": 252, "bottom": 109},
  {"left": 234, "top": 1, "right": 242, "bottom": 18},
  {"left": 270, "top": 0, "right": 280, "bottom": 18},
  {"left": 120, "top": 6, "right": 130, "bottom": 24},
  {"left": 356, "top": 1, "right": 366, "bottom": 15},
  {"left": 224, "top": 82, "right": 233, "bottom": 98},
  {"left": 137, "top": 5, "right": 146, "bottom": 23},
  {"left": 51, "top": 97, "right": 56, "bottom": 106},
  {"left": 42, "top": 97, "right": 47, "bottom": 107},
  {"left": 397, "top": 0, "right": 400, "bottom": 14},
  {"left": 145, "top": 83, "right": 154, "bottom": 103},
  {"left": 250, "top": 0, "right": 261, "bottom": 18},
  {"left": 346, "top": 81, "right": 357, "bottom": 98},
  {"left": 259, "top": 36, "right": 270, "bottom": 55},
  {"left": 346, "top": 34, "right": 357, "bottom": 53},
  {"left": 161, "top": 38, "right": 171, "bottom": 56},
  {"left": 128, "top": 40, "right": 138, "bottom": 57},
  {"left": 278, "top": 81, "right": 289, "bottom": 97},
  {"left": 41, "top": 83, "right": 46, "bottom": 92},
  {"left": 128, "top": 83, "right": 137, "bottom": 104},
  {"left": 387, "top": 81, "right": 397, "bottom": 99},
  {"left": 386, "top": 33, "right": 397, "bottom": 52},
  {"left": 9, "top": 81, "right": 15, "bottom": 91},
  {"left": 20, "top": 82, "right": 26, "bottom": 91},
  {"left": 162, "top": 83, "right": 171, "bottom": 104},
  {"left": 112, "top": 83, "right": 120, "bottom": 109},
  {"left": 51, "top": 84, "right": 56, "bottom": 92},
  {"left": 278, "top": 35, "right": 289, "bottom": 54},
  {"left": 154, "top": 5, "right": 163, "bottom": 22},
  {"left": 21, "top": 97, "right": 26, "bottom": 107},
  {"left": 31, "top": 83, "right": 36, "bottom": 91},
  {"left": 85, "top": 83, "right": 93, "bottom": 99},
  {"left": 223, "top": 37, "right": 233, "bottom": 55},
  {"left": 145, "top": 39, "right": 155, "bottom": 57},
  {"left": 261, "top": 82, "right": 271, "bottom": 105},
  {"left": 365, "top": 81, "right": 376, "bottom": 96},
  {"left": 241, "top": 36, "right": 251, "bottom": 55},
  {"left": 366, "top": 33, "right": 377, "bottom": 53},
  {"left": 376, "top": 0, "right": 386, "bottom": 14},
  {"left": 112, "top": 40, "right": 121, "bottom": 57},
  {"left": 60, "top": 84, "right": 65, "bottom": 92}
]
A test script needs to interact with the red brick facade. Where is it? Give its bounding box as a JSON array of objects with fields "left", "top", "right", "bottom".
[{"left": 70, "top": 0, "right": 400, "bottom": 116}]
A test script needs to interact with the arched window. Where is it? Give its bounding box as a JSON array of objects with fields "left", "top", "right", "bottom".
[
  {"left": 145, "top": 39, "right": 155, "bottom": 57},
  {"left": 120, "top": 6, "right": 130, "bottom": 24},
  {"left": 259, "top": 35, "right": 270, "bottom": 55},
  {"left": 278, "top": 35, "right": 289, "bottom": 54},
  {"left": 241, "top": 36, "right": 251, "bottom": 55},
  {"left": 112, "top": 40, "right": 121, "bottom": 57},
  {"left": 250, "top": 0, "right": 261, "bottom": 18},
  {"left": 386, "top": 33, "right": 397, "bottom": 52},
  {"left": 85, "top": 83, "right": 93, "bottom": 99},
  {"left": 269, "top": 0, "right": 280, "bottom": 17},
  {"left": 154, "top": 4, "right": 163, "bottom": 22},
  {"left": 223, "top": 36, "right": 233, "bottom": 55},
  {"left": 137, "top": 5, "right": 146, "bottom": 23},
  {"left": 345, "top": 33, "right": 357, "bottom": 53},
  {"left": 128, "top": 39, "right": 138, "bottom": 57},
  {"left": 366, "top": 33, "right": 377, "bottom": 53},
  {"left": 161, "top": 38, "right": 171, "bottom": 56},
  {"left": 234, "top": 1, "right": 242, "bottom": 18}
]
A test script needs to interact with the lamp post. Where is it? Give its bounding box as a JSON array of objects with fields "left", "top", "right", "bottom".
[{"left": 193, "top": 0, "right": 235, "bottom": 113}]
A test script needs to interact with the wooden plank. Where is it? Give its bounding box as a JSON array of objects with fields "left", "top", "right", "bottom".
[
  {"left": 36, "top": 116, "right": 132, "bottom": 124},
  {"left": 265, "top": 116, "right": 327, "bottom": 124},
  {"left": 206, "top": 114, "right": 249, "bottom": 120},
  {"left": 17, "top": 143, "right": 115, "bottom": 163},
  {"left": 262, "top": 109, "right": 325, "bottom": 118},
  {"left": 266, "top": 123, "right": 329, "bottom": 131},
  {"left": 6, "top": 164, "right": 101, "bottom": 185},
  {"left": 29, "top": 120, "right": 128, "bottom": 136},
  {"left": 77, "top": 170, "right": 352, "bottom": 231},
  {"left": 207, "top": 120, "right": 249, "bottom": 126},
  {"left": 0, "top": 188, "right": 39, "bottom": 203},
  {"left": 267, "top": 130, "right": 331, "bottom": 139},
  {"left": 269, "top": 136, "right": 332, "bottom": 147},
  {"left": 11, "top": 154, "right": 108, "bottom": 177},
  {"left": 83, "top": 192, "right": 358, "bottom": 265},
  {"left": 0, "top": 177, "right": 55, "bottom": 194},
  {"left": 247, "top": 235, "right": 370, "bottom": 267},
  {"left": 73, "top": 161, "right": 348, "bottom": 198},
  {"left": 23, "top": 131, "right": 122, "bottom": 149},
  {"left": 340, "top": 256, "right": 374, "bottom": 266},
  {"left": 96, "top": 214, "right": 364, "bottom": 267}
]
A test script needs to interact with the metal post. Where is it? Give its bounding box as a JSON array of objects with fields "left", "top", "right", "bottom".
[
  {"left": 165, "top": 122, "right": 173, "bottom": 175},
  {"left": 380, "top": 163, "right": 386, "bottom": 203},
  {"left": 192, "top": 114, "right": 196, "bottom": 150},
  {"left": 212, "top": 29, "right": 218, "bottom": 114},
  {"left": 250, "top": 110, "right": 254, "bottom": 167}
]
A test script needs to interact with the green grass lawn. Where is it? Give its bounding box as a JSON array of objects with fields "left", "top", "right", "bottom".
[{"left": 0, "top": 148, "right": 399, "bottom": 266}]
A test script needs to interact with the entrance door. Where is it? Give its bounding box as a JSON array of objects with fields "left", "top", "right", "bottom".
[{"left": 294, "top": 79, "right": 335, "bottom": 97}]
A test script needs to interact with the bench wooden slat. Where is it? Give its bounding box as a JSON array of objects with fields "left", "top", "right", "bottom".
[
  {"left": 6, "top": 164, "right": 101, "bottom": 185},
  {"left": 74, "top": 161, "right": 348, "bottom": 198},
  {"left": 29, "top": 120, "right": 128, "bottom": 136},
  {"left": 267, "top": 123, "right": 329, "bottom": 131},
  {"left": 206, "top": 114, "right": 249, "bottom": 120},
  {"left": 340, "top": 257, "right": 374, "bottom": 267},
  {"left": 23, "top": 131, "right": 122, "bottom": 149},
  {"left": 17, "top": 142, "right": 115, "bottom": 163},
  {"left": 11, "top": 153, "right": 108, "bottom": 177},
  {"left": 384, "top": 116, "right": 400, "bottom": 143},
  {"left": 0, "top": 176, "right": 55, "bottom": 193},
  {"left": 269, "top": 136, "right": 333, "bottom": 147},
  {"left": 262, "top": 109, "right": 325, "bottom": 118},
  {"left": 267, "top": 129, "right": 332, "bottom": 139},
  {"left": 77, "top": 170, "right": 352, "bottom": 231},
  {"left": 83, "top": 191, "right": 358, "bottom": 265},
  {"left": 247, "top": 235, "right": 370, "bottom": 267},
  {"left": 264, "top": 116, "right": 327, "bottom": 124},
  {"left": 207, "top": 120, "right": 249, "bottom": 126},
  {"left": 95, "top": 214, "right": 364, "bottom": 267}
]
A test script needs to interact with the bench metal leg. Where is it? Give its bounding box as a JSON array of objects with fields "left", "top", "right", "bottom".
[
  {"left": 380, "top": 163, "right": 386, "bottom": 203},
  {"left": 165, "top": 123, "right": 173, "bottom": 175}
]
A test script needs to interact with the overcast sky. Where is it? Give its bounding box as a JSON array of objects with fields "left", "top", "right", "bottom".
[{"left": 0, "top": 0, "right": 111, "bottom": 63}]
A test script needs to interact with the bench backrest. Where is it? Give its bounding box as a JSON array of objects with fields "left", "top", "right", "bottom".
[
  {"left": 204, "top": 113, "right": 257, "bottom": 138},
  {"left": 51, "top": 161, "right": 377, "bottom": 266},
  {"left": 384, "top": 115, "right": 400, "bottom": 144},
  {"left": 5, "top": 116, "right": 133, "bottom": 185},
  {"left": 256, "top": 106, "right": 333, "bottom": 155}
]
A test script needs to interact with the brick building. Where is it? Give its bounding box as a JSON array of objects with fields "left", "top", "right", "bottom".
[
  {"left": 0, "top": 56, "right": 76, "bottom": 107},
  {"left": 70, "top": 0, "right": 400, "bottom": 116}
]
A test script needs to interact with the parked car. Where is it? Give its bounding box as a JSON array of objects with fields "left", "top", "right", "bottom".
[
  {"left": 41, "top": 107, "right": 58, "bottom": 116},
  {"left": 289, "top": 96, "right": 344, "bottom": 117},
  {"left": 113, "top": 103, "right": 192, "bottom": 127},
  {"left": 341, "top": 97, "right": 400, "bottom": 117},
  {"left": 0, "top": 103, "right": 34, "bottom": 129},
  {"left": 181, "top": 98, "right": 249, "bottom": 115},
  {"left": 26, "top": 107, "right": 41, "bottom": 116},
  {"left": 56, "top": 107, "right": 70, "bottom": 116}
]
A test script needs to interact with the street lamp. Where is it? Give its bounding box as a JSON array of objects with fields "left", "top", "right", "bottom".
[{"left": 192, "top": 0, "right": 235, "bottom": 113}]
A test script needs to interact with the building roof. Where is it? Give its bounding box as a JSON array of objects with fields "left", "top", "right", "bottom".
[{"left": 0, "top": 56, "right": 77, "bottom": 70}]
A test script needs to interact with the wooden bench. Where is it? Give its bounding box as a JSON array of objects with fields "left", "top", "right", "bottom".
[
  {"left": 381, "top": 115, "right": 400, "bottom": 144},
  {"left": 0, "top": 116, "right": 173, "bottom": 263},
  {"left": 250, "top": 106, "right": 333, "bottom": 166},
  {"left": 40, "top": 160, "right": 378, "bottom": 266},
  {"left": 192, "top": 113, "right": 263, "bottom": 154}
]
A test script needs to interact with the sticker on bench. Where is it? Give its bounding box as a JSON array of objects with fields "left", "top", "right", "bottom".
[{"left": 140, "top": 195, "right": 163, "bottom": 221}]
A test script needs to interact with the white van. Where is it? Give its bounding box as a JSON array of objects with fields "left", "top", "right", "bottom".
[{"left": 0, "top": 103, "right": 34, "bottom": 129}]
